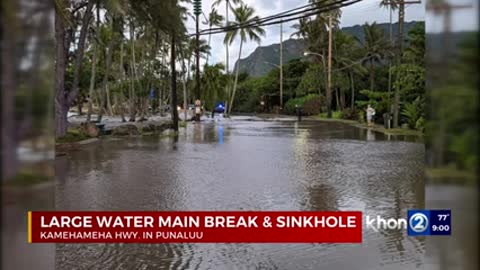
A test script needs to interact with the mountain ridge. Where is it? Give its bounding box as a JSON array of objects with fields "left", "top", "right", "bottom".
[{"left": 233, "top": 21, "right": 423, "bottom": 77}]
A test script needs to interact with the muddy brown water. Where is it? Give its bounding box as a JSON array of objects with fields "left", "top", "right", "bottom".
[{"left": 49, "top": 119, "right": 427, "bottom": 269}]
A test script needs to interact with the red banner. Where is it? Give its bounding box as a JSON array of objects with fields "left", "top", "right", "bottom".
[{"left": 28, "top": 211, "right": 362, "bottom": 243}]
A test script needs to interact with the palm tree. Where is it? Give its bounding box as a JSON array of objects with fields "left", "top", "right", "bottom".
[
  {"left": 224, "top": 4, "right": 265, "bottom": 114},
  {"left": 380, "top": 0, "right": 397, "bottom": 110},
  {"left": 202, "top": 63, "right": 226, "bottom": 110},
  {"left": 332, "top": 31, "right": 367, "bottom": 109},
  {"left": 356, "top": 22, "right": 390, "bottom": 92},
  {"left": 212, "top": 0, "right": 243, "bottom": 113},
  {"left": 206, "top": 8, "right": 224, "bottom": 64}
]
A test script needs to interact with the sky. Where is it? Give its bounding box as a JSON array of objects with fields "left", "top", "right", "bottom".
[{"left": 184, "top": 0, "right": 477, "bottom": 71}]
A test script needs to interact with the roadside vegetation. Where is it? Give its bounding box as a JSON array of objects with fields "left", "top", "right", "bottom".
[{"left": 234, "top": 21, "right": 426, "bottom": 134}]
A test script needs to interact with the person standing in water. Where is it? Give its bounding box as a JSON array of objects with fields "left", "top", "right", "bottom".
[
  {"left": 366, "top": 104, "right": 376, "bottom": 128},
  {"left": 194, "top": 99, "right": 202, "bottom": 122}
]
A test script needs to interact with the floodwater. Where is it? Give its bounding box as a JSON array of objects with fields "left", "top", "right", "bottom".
[{"left": 52, "top": 118, "right": 427, "bottom": 269}]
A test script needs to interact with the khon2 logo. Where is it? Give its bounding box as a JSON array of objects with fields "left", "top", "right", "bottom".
[{"left": 408, "top": 210, "right": 451, "bottom": 236}]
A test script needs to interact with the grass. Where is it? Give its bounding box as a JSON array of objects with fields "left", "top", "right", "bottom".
[
  {"left": 426, "top": 167, "right": 476, "bottom": 184},
  {"left": 311, "top": 112, "right": 423, "bottom": 137},
  {"left": 4, "top": 172, "right": 50, "bottom": 187},
  {"left": 56, "top": 129, "right": 89, "bottom": 144},
  {"left": 318, "top": 111, "right": 343, "bottom": 119},
  {"left": 382, "top": 128, "right": 423, "bottom": 136}
]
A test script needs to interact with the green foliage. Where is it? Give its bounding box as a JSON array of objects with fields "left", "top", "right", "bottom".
[
  {"left": 5, "top": 172, "right": 50, "bottom": 187},
  {"left": 449, "top": 130, "right": 478, "bottom": 171},
  {"left": 415, "top": 116, "right": 425, "bottom": 132},
  {"left": 296, "top": 64, "right": 325, "bottom": 96},
  {"left": 401, "top": 97, "right": 423, "bottom": 129},
  {"left": 403, "top": 22, "right": 425, "bottom": 65},
  {"left": 202, "top": 63, "right": 227, "bottom": 110},
  {"left": 235, "top": 77, "right": 267, "bottom": 112},
  {"left": 356, "top": 89, "right": 392, "bottom": 117},
  {"left": 319, "top": 111, "right": 343, "bottom": 119},
  {"left": 284, "top": 94, "right": 325, "bottom": 115},
  {"left": 392, "top": 64, "right": 425, "bottom": 103},
  {"left": 426, "top": 33, "right": 478, "bottom": 172},
  {"left": 56, "top": 129, "right": 89, "bottom": 144}
]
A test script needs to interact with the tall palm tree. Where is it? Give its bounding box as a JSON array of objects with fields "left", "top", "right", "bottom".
[
  {"left": 356, "top": 22, "right": 390, "bottom": 91},
  {"left": 380, "top": 0, "right": 397, "bottom": 110},
  {"left": 224, "top": 4, "right": 265, "bottom": 114},
  {"left": 212, "top": 0, "right": 242, "bottom": 113},
  {"left": 202, "top": 63, "right": 226, "bottom": 110},
  {"left": 206, "top": 8, "right": 224, "bottom": 64},
  {"left": 332, "top": 31, "right": 367, "bottom": 109}
]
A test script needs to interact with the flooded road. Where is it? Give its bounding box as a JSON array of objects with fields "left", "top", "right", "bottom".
[{"left": 55, "top": 118, "right": 426, "bottom": 269}]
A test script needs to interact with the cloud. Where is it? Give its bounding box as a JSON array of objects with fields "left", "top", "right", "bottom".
[{"left": 186, "top": 0, "right": 427, "bottom": 71}]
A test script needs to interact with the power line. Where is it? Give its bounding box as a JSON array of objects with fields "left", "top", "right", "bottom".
[
  {"left": 193, "top": 0, "right": 362, "bottom": 37},
  {"left": 202, "top": 0, "right": 352, "bottom": 34}
]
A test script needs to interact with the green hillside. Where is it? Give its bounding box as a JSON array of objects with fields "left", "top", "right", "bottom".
[{"left": 234, "top": 21, "right": 422, "bottom": 77}]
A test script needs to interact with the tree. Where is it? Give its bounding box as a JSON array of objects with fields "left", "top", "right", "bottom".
[
  {"left": 202, "top": 63, "right": 227, "bottom": 110},
  {"left": 356, "top": 22, "right": 390, "bottom": 92},
  {"left": 332, "top": 31, "right": 366, "bottom": 109},
  {"left": 87, "top": 1, "right": 101, "bottom": 122},
  {"left": 292, "top": 1, "right": 342, "bottom": 117},
  {"left": 212, "top": 0, "right": 243, "bottom": 112},
  {"left": 403, "top": 22, "right": 425, "bottom": 65},
  {"left": 206, "top": 8, "right": 224, "bottom": 64},
  {"left": 224, "top": 4, "right": 265, "bottom": 114},
  {"left": 55, "top": 0, "right": 96, "bottom": 138}
]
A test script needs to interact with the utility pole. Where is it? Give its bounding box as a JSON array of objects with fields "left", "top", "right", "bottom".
[
  {"left": 194, "top": 0, "right": 202, "bottom": 100},
  {"left": 327, "top": 16, "right": 333, "bottom": 118},
  {"left": 427, "top": 1, "right": 472, "bottom": 50},
  {"left": 279, "top": 21, "right": 283, "bottom": 110}
]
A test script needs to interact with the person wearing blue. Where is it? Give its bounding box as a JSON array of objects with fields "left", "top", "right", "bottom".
[{"left": 211, "top": 102, "right": 225, "bottom": 118}]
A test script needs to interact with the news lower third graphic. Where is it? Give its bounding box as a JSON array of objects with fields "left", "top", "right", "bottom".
[{"left": 407, "top": 209, "right": 451, "bottom": 236}]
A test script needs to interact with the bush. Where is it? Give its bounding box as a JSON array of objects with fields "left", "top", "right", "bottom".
[
  {"left": 358, "top": 110, "right": 365, "bottom": 123},
  {"left": 415, "top": 116, "right": 425, "bottom": 132},
  {"left": 341, "top": 108, "right": 359, "bottom": 120},
  {"left": 284, "top": 97, "right": 303, "bottom": 115},
  {"left": 284, "top": 94, "right": 325, "bottom": 115},
  {"left": 303, "top": 95, "right": 325, "bottom": 115},
  {"left": 319, "top": 111, "right": 343, "bottom": 119},
  {"left": 401, "top": 97, "right": 423, "bottom": 129}
]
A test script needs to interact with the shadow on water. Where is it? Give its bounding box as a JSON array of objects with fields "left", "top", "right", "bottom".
[{"left": 54, "top": 118, "right": 427, "bottom": 269}]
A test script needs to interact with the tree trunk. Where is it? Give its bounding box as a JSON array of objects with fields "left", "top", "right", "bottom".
[
  {"left": 159, "top": 45, "right": 166, "bottom": 116},
  {"left": 119, "top": 41, "right": 126, "bottom": 122},
  {"left": 335, "top": 88, "right": 339, "bottom": 111},
  {"left": 1, "top": 2, "right": 18, "bottom": 180},
  {"left": 350, "top": 72, "right": 355, "bottom": 109},
  {"left": 129, "top": 60, "right": 136, "bottom": 121},
  {"left": 97, "top": 47, "right": 108, "bottom": 122},
  {"left": 55, "top": 4, "right": 68, "bottom": 138},
  {"left": 77, "top": 101, "right": 83, "bottom": 115},
  {"left": 370, "top": 59, "right": 375, "bottom": 91},
  {"left": 340, "top": 88, "right": 345, "bottom": 110},
  {"left": 224, "top": 0, "right": 230, "bottom": 114},
  {"left": 129, "top": 21, "right": 137, "bottom": 121},
  {"left": 179, "top": 48, "right": 188, "bottom": 122},
  {"left": 86, "top": 33, "right": 98, "bottom": 122},
  {"left": 171, "top": 34, "right": 179, "bottom": 132},
  {"left": 228, "top": 39, "right": 243, "bottom": 115},
  {"left": 206, "top": 27, "right": 212, "bottom": 64},
  {"left": 66, "top": 0, "right": 95, "bottom": 106},
  {"left": 393, "top": 70, "right": 400, "bottom": 128},
  {"left": 105, "top": 45, "right": 114, "bottom": 116}
]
